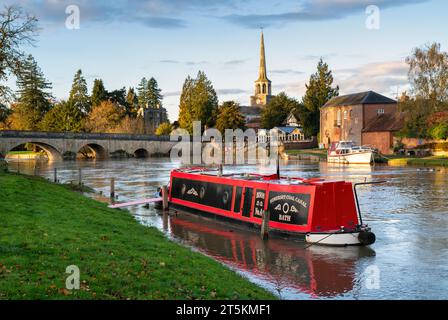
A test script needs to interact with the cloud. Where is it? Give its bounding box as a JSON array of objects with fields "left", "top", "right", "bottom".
[
  {"left": 223, "top": 59, "right": 248, "bottom": 66},
  {"left": 222, "top": 0, "right": 429, "bottom": 28},
  {"left": 334, "top": 60, "right": 409, "bottom": 95},
  {"left": 216, "top": 88, "right": 248, "bottom": 95},
  {"left": 270, "top": 69, "right": 305, "bottom": 75}
]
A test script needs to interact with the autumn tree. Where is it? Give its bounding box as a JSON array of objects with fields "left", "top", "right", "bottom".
[
  {"left": 302, "top": 58, "right": 339, "bottom": 137},
  {"left": 84, "top": 100, "right": 125, "bottom": 133},
  {"left": 215, "top": 101, "right": 246, "bottom": 133},
  {"left": 0, "top": 5, "right": 38, "bottom": 103},
  {"left": 155, "top": 122, "right": 173, "bottom": 136}
]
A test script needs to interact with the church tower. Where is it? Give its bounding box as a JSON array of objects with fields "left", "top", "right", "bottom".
[{"left": 251, "top": 31, "right": 272, "bottom": 107}]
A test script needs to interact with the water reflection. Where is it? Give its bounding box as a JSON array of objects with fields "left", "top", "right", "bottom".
[{"left": 165, "top": 211, "right": 375, "bottom": 299}]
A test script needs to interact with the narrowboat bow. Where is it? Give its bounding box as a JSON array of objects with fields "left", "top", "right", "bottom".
[{"left": 165, "top": 167, "right": 381, "bottom": 246}]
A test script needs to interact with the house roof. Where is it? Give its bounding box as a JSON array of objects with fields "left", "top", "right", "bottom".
[
  {"left": 362, "top": 113, "right": 404, "bottom": 133},
  {"left": 274, "top": 126, "right": 302, "bottom": 134},
  {"left": 323, "top": 91, "right": 396, "bottom": 108}
]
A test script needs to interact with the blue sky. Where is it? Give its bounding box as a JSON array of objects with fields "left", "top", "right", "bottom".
[{"left": 5, "top": 0, "right": 448, "bottom": 121}]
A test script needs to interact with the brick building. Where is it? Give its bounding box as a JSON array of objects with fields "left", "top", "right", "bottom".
[{"left": 320, "top": 91, "right": 402, "bottom": 154}]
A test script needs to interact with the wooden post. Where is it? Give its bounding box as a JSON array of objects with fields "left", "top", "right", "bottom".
[
  {"left": 218, "top": 164, "right": 223, "bottom": 176},
  {"left": 110, "top": 178, "right": 115, "bottom": 199},
  {"left": 261, "top": 209, "right": 270, "bottom": 240},
  {"left": 78, "top": 168, "right": 82, "bottom": 186},
  {"left": 54, "top": 168, "right": 57, "bottom": 183},
  {"left": 162, "top": 185, "right": 168, "bottom": 211}
]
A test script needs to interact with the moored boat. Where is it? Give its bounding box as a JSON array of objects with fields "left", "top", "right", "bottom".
[
  {"left": 327, "top": 141, "right": 375, "bottom": 164},
  {"left": 166, "top": 167, "right": 378, "bottom": 246}
]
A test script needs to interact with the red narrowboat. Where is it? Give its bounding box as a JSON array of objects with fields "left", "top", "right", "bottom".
[{"left": 166, "top": 167, "right": 377, "bottom": 246}]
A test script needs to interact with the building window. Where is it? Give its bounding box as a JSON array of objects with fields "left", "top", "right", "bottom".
[
  {"left": 343, "top": 110, "right": 348, "bottom": 120},
  {"left": 335, "top": 110, "right": 342, "bottom": 127},
  {"left": 262, "top": 83, "right": 266, "bottom": 94},
  {"left": 378, "top": 108, "right": 385, "bottom": 115}
]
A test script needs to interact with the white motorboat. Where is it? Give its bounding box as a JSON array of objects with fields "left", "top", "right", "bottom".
[{"left": 327, "top": 141, "right": 375, "bottom": 164}]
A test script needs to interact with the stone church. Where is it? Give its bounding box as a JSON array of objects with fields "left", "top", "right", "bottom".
[{"left": 239, "top": 31, "right": 274, "bottom": 129}]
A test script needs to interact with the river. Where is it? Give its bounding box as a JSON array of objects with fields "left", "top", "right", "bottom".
[{"left": 9, "top": 158, "right": 448, "bottom": 300}]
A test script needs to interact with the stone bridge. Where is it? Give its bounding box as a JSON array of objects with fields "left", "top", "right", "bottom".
[{"left": 0, "top": 131, "right": 176, "bottom": 161}]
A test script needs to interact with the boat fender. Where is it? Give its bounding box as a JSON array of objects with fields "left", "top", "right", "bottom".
[{"left": 358, "top": 231, "right": 376, "bottom": 245}]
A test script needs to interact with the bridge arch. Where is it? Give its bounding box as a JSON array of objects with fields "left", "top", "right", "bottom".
[
  {"left": 134, "top": 148, "right": 149, "bottom": 158},
  {"left": 77, "top": 143, "right": 108, "bottom": 160},
  {"left": 8, "top": 142, "right": 63, "bottom": 162}
]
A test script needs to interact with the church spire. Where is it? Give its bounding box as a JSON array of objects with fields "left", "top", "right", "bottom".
[{"left": 258, "top": 30, "right": 269, "bottom": 81}]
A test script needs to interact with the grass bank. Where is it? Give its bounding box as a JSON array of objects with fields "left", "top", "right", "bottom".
[
  {"left": 0, "top": 172, "right": 276, "bottom": 300},
  {"left": 388, "top": 156, "right": 448, "bottom": 167},
  {"left": 286, "top": 149, "right": 327, "bottom": 159}
]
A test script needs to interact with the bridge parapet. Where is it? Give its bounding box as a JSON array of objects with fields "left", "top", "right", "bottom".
[{"left": 0, "top": 130, "right": 170, "bottom": 141}]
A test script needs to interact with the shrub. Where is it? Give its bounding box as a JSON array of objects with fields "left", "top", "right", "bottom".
[{"left": 429, "top": 123, "right": 448, "bottom": 140}]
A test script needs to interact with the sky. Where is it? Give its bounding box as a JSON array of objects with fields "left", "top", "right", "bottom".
[{"left": 4, "top": 0, "right": 448, "bottom": 122}]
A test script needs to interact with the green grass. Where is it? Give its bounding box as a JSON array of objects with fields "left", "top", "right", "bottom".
[
  {"left": 388, "top": 156, "right": 448, "bottom": 167},
  {"left": 286, "top": 148, "right": 327, "bottom": 159},
  {"left": 0, "top": 172, "right": 276, "bottom": 300}
]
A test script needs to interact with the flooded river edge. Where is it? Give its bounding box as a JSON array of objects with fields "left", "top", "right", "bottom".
[{"left": 8, "top": 158, "right": 448, "bottom": 300}]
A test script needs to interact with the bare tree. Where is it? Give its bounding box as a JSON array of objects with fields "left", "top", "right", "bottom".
[{"left": 0, "top": 5, "right": 39, "bottom": 102}]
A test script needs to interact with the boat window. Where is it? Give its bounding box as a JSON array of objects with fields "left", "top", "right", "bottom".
[
  {"left": 242, "top": 188, "right": 253, "bottom": 218},
  {"left": 233, "top": 186, "right": 243, "bottom": 213}
]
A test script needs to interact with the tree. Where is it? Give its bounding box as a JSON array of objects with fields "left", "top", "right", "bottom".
[
  {"left": 178, "top": 76, "right": 194, "bottom": 132},
  {"left": 0, "top": 103, "right": 11, "bottom": 124},
  {"left": 113, "top": 115, "right": 145, "bottom": 134},
  {"left": 137, "top": 77, "right": 148, "bottom": 108},
  {"left": 147, "top": 77, "right": 163, "bottom": 109},
  {"left": 302, "top": 58, "right": 339, "bottom": 136},
  {"left": 0, "top": 5, "right": 38, "bottom": 103},
  {"left": 215, "top": 101, "right": 246, "bottom": 133},
  {"left": 125, "top": 87, "right": 138, "bottom": 116},
  {"left": 406, "top": 43, "right": 448, "bottom": 111},
  {"left": 39, "top": 100, "right": 84, "bottom": 132},
  {"left": 155, "top": 122, "right": 173, "bottom": 136},
  {"left": 178, "top": 71, "right": 218, "bottom": 133},
  {"left": 91, "top": 79, "right": 107, "bottom": 107},
  {"left": 261, "top": 92, "right": 298, "bottom": 129},
  {"left": 107, "top": 87, "right": 127, "bottom": 107},
  {"left": 12, "top": 54, "right": 52, "bottom": 130},
  {"left": 68, "top": 69, "right": 90, "bottom": 115},
  {"left": 399, "top": 43, "right": 448, "bottom": 138},
  {"left": 84, "top": 100, "right": 125, "bottom": 133}
]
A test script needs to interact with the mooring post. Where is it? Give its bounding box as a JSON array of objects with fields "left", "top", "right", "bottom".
[
  {"left": 54, "top": 168, "right": 57, "bottom": 183},
  {"left": 261, "top": 209, "right": 270, "bottom": 240},
  {"left": 110, "top": 178, "right": 115, "bottom": 199},
  {"left": 162, "top": 185, "right": 168, "bottom": 211},
  {"left": 218, "top": 164, "right": 223, "bottom": 176},
  {"left": 78, "top": 168, "right": 82, "bottom": 186}
]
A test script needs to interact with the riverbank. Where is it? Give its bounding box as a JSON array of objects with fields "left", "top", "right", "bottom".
[
  {"left": 387, "top": 156, "right": 448, "bottom": 167},
  {"left": 0, "top": 172, "right": 276, "bottom": 300},
  {"left": 286, "top": 149, "right": 327, "bottom": 159}
]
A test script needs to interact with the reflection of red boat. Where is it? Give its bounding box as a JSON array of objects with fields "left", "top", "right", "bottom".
[
  {"left": 169, "top": 212, "right": 374, "bottom": 298},
  {"left": 168, "top": 167, "right": 377, "bottom": 246}
]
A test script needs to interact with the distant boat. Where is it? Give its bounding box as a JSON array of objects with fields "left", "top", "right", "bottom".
[{"left": 327, "top": 141, "right": 375, "bottom": 165}]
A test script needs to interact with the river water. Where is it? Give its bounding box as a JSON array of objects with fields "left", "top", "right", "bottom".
[{"left": 9, "top": 158, "right": 448, "bottom": 300}]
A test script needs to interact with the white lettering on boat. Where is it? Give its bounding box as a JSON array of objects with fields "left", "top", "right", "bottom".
[{"left": 269, "top": 194, "right": 308, "bottom": 209}]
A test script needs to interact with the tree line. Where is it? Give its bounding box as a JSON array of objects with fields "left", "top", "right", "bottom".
[{"left": 0, "top": 6, "right": 168, "bottom": 135}]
